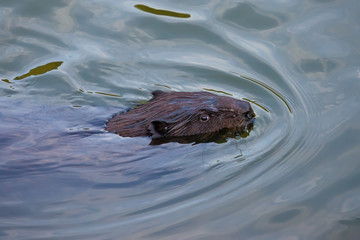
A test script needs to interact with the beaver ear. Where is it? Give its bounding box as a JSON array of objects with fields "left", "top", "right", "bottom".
[
  {"left": 148, "top": 120, "right": 169, "bottom": 138},
  {"left": 151, "top": 90, "right": 166, "bottom": 99}
]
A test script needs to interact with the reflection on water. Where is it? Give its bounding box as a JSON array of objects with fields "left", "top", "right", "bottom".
[
  {"left": 219, "top": 2, "right": 285, "bottom": 30},
  {"left": 149, "top": 123, "right": 254, "bottom": 145},
  {"left": 0, "top": 0, "right": 360, "bottom": 239}
]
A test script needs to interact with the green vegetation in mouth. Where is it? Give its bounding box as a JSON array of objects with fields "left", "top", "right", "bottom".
[
  {"left": 134, "top": 4, "right": 191, "bottom": 18},
  {"left": 14, "top": 61, "right": 63, "bottom": 80}
]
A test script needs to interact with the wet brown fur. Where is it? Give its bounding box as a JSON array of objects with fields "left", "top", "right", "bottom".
[{"left": 105, "top": 90, "right": 255, "bottom": 139}]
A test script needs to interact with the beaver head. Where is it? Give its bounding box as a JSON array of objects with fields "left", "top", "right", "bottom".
[{"left": 106, "top": 90, "right": 255, "bottom": 142}]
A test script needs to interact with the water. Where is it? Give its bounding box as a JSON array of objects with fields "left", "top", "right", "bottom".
[{"left": 1, "top": 0, "right": 360, "bottom": 239}]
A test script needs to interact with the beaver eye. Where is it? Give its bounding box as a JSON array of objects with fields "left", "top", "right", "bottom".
[{"left": 200, "top": 114, "right": 210, "bottom": 122}]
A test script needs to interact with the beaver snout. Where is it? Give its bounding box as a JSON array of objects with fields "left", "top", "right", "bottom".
[
  {"left": 245, "top": 107, "right": 256, "bottom": 122},
  {"left": 239, "top": 102, "right": 255, "bottom": 132},
  {"left": 236, "top": 100, "right": 255, "bottom": 123}
]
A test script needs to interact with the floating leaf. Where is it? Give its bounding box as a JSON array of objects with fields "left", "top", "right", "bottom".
[
  {"left": 14, "top": 61, "right": 63, "bottom": 80},
  {"left": 135, "top": 4, "right": 191, "bottom": 18}
]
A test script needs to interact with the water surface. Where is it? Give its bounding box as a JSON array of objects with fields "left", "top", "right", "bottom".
[{"left": 1, "top": 0, "right": 360, "bottom": 239}]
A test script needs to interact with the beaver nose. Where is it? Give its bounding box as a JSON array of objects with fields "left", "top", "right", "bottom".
[{"left": 239, "top": 101, "right": 255, "bottom": 120}]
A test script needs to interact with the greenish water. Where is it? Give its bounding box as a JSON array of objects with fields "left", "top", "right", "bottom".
[{"left": 1, "top": 0, "right": 360, "bottom": 239}]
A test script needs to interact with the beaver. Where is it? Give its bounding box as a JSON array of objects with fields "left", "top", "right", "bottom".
[{"left": 106, "top": 90, "right": 255, "bottom": 144}]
